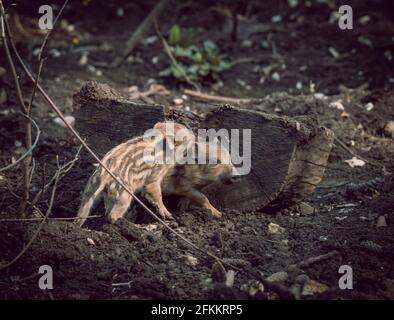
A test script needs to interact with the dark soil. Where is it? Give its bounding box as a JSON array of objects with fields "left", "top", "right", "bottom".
[{"left": 0, "top": 0, "right": 393, "bottom": 300}]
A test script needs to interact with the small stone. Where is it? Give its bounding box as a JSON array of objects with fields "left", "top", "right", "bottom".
[
  {"left": 329, "top": 47, "right": 340, "bottom": 58},
  {"left": 376, "top": 215, "right": 387, "bottom": 228},
  {"left": 288, "top": 0, "right": 299, "bottom": 8},
  {"left": 271, "top": 15, "right": 282, "bottom": 23},
  {"left": 261, "top": 40, "right": 270, "bottom": 49},
  {"left": 299, "top": 202, "right": 315, "bottom": 215},
  {"left": 241, "top": 39, "right": 253, "bottom": 48},
  {"left": 173, "top": 98, "right": 183, "bottom": 105},
  {"left": 152, "top": 56, "right": 159, "bottom": 64},
  {"left": 268, "top": 222, "right": 285, "bottom": 235},
  {"left": 87, "top": 65, "right": 96, "bottom": 73},
  {"left": 144, "top": 35, "right": 158, "bottom": 45},
  {"left": 271, "top": 72, "right": 280, "bottom": 81},
  {"left": 329, "top": 100, "right": 344, "bottom": 110},
  {"left": 237, "top": 79, "right": 247, "bottom": 87},
  {"left": 364, "top": 102, "right": 374, "bottom": 111},
  {"left": 266, "top": 271, "right": 288, "bottom": 283},
  {"left": 225, "top": 270, "right": 235, "bottom": 287},
  {"left": 53, "top": 115, "right": 75, "bottom": 128},
  {"left": 117, "top": 7, "right": 124, "bottom": 17},
  {"left": 358, "top": 16, "right": 370, "bottom": 25},
  {"left": 87, "top": 237, "right": 96, "bottom": 245},
  {"left": 79, "top": 52, "right": 88, "bottom": 66},
  {"left": 358, "top": 36, "right": 373, "bottom": 48},
  {"left": 313, "top": 93, "right": 326, "bottom": 100},
  {"left": 183, "top": 254, "right": 198, "bottom": 267},
  {"left": 49, "top": 48, "right": 61, "bottom": 58}
]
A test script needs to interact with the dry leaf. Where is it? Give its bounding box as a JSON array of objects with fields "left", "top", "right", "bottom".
[
  {"left": 344, "top": 157, "right": 365, "bottom": 168},
  {"left": 302, "top": 279, "right": 329, "bottom": 296}
]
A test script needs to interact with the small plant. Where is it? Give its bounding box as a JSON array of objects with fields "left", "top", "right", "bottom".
[{"left": 159, "top": 25, "right": 231, "bottom": 82}]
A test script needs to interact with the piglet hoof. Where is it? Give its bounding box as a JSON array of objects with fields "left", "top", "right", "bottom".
[{"left": 210, "top": 208, "right": 223, "bottom": 218}]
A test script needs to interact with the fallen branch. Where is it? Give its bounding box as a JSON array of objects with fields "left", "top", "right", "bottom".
[
  {"left": 184, "top": 89, "right": 260, "bottom": 105},
  {"left": 288, "top": 250, "right": 339, "bottom": 271}
]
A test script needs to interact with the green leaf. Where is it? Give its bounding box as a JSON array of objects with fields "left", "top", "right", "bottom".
[
  {"left": 174, "top": 46, "right": 198, "bottom": 60},
  {"left": 187, "top": 64, "right": 199, "bottom": 75},
  {"left": 159, "top": 67, "right": 173, "bottom": 77},
  {"left": 198, "top": 63, "right": 211, "bottom": 76},
  {"left": 172, "top": 64, "right": 186, "bottom": 79},
  {"left": 169, "top": 25, "right": 182, "bottom": 45},
  {"left": 203, "top": 40, "right": 218, "bottom": 56},
  {"left": 219, "top": 60, "right": 232, "bottom": 70}
]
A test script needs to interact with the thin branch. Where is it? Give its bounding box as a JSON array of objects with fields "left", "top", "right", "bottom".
[
  {"left": 0, "top": 113, "right": 41, "bottom": 172},
  {"left": 31, "top": 145, "right": 82, "bottom": 206},
  {"left": 288, "top": 250, "right": 339, "bottom": 270},
  {"left": 184, "top": 89, "right": 259, "bottom": 105},
  {"left": 0, "top": 6, "right": 26, "bottom": 113}
]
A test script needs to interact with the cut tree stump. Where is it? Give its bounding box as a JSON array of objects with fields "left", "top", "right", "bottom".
[
  {"left": 201, "top": 106, "right": 334, "bottom": 212},
  {"left": 73, "top": 81, "right": 334, "bottom": 213}
]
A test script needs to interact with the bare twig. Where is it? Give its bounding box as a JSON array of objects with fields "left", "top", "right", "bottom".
[
  {"left": 0, "top": 113, "right": 40, "bottom": 173},
  {"left": 230, "top": 57, "right": 257, "bottom": 67},
  {"left": 31, "top": 145, "right": 82, "bottom": 206},
  {"left": 0, "top": 163, "right": 60, "bottom": 272},
  {"left": 154, "top": 20, "right": 201, "bottom": 92},
  {"left": 288, "top": 250, "right": 339, "bottom": 271},
  {"left": 0, "top": 6, "right": 26, "bottom": 114},
  {"left": 1, "top": 4, "right": 31, "bottom": 216},
  {"left": 184, "top": 89, "right": 259, "bottom": 105}
]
